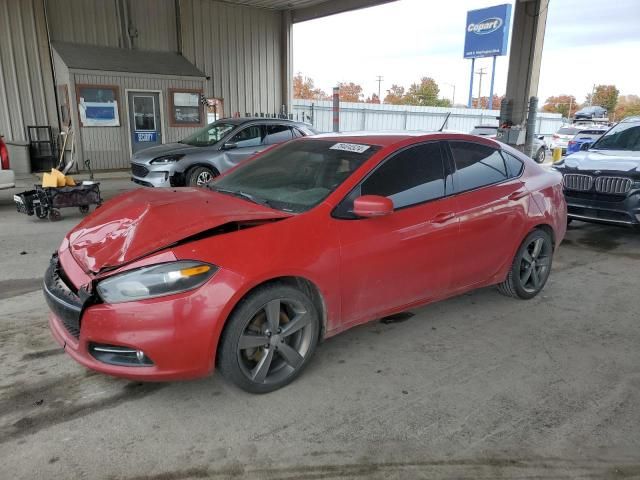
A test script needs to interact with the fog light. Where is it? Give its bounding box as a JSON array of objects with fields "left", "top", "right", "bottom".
[{"left": 89, "top": 343, "right": 154, "bottom": 367}]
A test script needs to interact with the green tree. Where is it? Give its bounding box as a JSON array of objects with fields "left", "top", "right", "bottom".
[
  {"left": 404, "top": 77, "right": 443, "bottom": 106},
  {"left": 589, "top": 84, "right": 619, "bottom": 112}
]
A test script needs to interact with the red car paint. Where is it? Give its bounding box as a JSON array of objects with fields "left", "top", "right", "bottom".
[{"left": 48, "top": 133, "right": 567, "bottom": 381}]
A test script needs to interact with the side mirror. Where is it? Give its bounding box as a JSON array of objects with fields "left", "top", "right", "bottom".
[
  {"left": 353, "top": 195, "right": 394, "bottom": 218},
  {"left": 222, "top": 142, "right": 237, "bottom": 150},
  {"left": 537, "top": 135, "right": 545, "bottom": 141}
]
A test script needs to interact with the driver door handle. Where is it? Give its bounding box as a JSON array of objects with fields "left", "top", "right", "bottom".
[
  {"left": 431, "top": 212, "right": 455, "bottom": 224},
  {"left": 508, "top": 189, "right": 528, "bottom": 201}
]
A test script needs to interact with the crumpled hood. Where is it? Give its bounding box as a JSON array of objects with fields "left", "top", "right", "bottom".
[
  {"left": 563, "top": 150, "right": 640, "bottom": 172},
  {"left": 65, "top": 188, "right": 290, "bottom": 274},
  {"left": 132, "top": 143, "right": 210, "bottom": 163}
]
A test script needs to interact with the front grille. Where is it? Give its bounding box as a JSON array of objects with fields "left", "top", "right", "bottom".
[
  {"left": 131, "top": 163, "right": 149, "bottom": 178},
  {"left": 595, "top": 176, "right": 632, "bottom": 195},
  {"left": 563, "top": 174, "right": 593, "bottom": 191},
  {"left": 43, "top": 255, "right": 83, "bottom": 338}
]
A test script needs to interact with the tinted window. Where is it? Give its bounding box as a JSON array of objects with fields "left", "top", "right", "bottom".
[
  {"left": 264, "top": 125, "right": 293, "bottom": 145},
  {"left": 231, "top": 126, "right": 263, "bottom": 148},
  {"left": 292, "top": 128, "right": 305, "bottom": 138},
  {"left": 502, "top": 151, "right": 524, "bottom": 178},
  {"left": 450, "top": 142, "right": 508, "bottom": 192},
  {"left": 361, "top": 142, "right": 445, "bottom": 209}
]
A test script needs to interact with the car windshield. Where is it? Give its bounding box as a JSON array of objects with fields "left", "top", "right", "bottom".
[
  {"left": 591, "top": 122, "right": 640, "bottom": 151},
  {"left": 180, "top": 122, "right": 234, "bottom": 147},
  {"left": 210, "top": 139, "right": 380, "bottom": 213}
]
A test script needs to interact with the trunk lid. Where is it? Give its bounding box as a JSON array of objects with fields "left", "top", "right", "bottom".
[{"left": 66, "top": 188, "right": 290, "bottom": 274}]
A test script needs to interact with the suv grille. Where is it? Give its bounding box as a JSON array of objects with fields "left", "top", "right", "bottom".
[
  {"left": 563, "top": 174, "right": 593, "bottom": 191},
  {"left": 594, "top": 176, "right": 632, "bottom": 194},
  {"left": 131, "top": 163, "right": 149, "bottom": 178}
]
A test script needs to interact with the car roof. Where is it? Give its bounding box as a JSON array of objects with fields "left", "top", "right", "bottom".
[
  {"left": 621, "top": 116, "right": 640, "bottom": 123},
  {"left": 309, "top": 131, "right": 500, "bottom": 148},
  {"left": 216, "top": 117, "right": 308, "bottom": 126}
]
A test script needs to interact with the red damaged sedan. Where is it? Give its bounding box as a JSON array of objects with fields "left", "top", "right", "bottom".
[{"left": 45, "top": 133, "right": 567, "bottom": 393}]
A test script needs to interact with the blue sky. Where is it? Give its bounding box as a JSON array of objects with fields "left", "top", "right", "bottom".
[{"left": 293, "top": 0, "right": 640, "bottom": 104}]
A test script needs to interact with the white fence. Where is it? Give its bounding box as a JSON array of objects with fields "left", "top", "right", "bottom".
[{"left": 291, "top": 99, "right": 564, "bottom": 137}]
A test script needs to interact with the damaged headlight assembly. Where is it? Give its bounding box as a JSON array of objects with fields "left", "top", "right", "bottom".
[
  {"left": 96, "top": 261, "right": 218, "bottom": 304},
  {"left": 150, "top": 154, "right": 185, "bottom": 165}
]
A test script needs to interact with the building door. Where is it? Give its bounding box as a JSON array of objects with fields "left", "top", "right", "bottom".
[{"left": 128, "top": 92, "right": 162, "bottom": 154}]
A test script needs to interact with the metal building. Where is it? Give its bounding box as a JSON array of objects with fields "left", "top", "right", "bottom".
[{"left": 0, "top": 0, "right": 393, "bottom": 170}]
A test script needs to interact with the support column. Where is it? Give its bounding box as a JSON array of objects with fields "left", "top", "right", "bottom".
[
  {"left": 280, "top": 9, "right": 293, "bottom": 114},
  {"left": 500, "top": 0, "right": 549, "bottom": 131},
  {"left": 467, "top": 57, "right": 475, "bottom": 108}
]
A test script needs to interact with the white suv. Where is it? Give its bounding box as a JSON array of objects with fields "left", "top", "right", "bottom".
[{"left": 0, "top": 136, "right": 16, "bottom": 189}]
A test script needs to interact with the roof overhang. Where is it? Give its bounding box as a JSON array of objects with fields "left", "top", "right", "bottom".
[{"left": 221, "top": 0, "right": 398, "bottom": 22}]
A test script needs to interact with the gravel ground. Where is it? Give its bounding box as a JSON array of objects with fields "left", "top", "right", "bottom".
[{"left": 1, "top": 178, "right": 639, "bottom": 479}]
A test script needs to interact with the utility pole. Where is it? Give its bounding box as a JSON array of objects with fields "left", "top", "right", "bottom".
[
  {"left": 376, "top": 75, "right": 383, "bottom": 103},
  {"left": 475, "top": 67, "right": 487, "bottom": 109}
]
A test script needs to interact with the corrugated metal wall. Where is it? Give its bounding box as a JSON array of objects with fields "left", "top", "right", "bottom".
[
  {"left": 46, "top": 0, "right": 122, "bottom": 47},
  {"left": 0, "top": 0, "right": 58, "bottom": 141},
  {"left": 292, "top": 100, "right": 565, "bottom": 136},
  {"left": 71, "top": 72, "right": 204, "bottom": 170},
  {"left": 180, "top": 0, "right": 283, "bottom": 116},
  {"left": 129, "top": 0, "right": 177, "bottom": 51}
]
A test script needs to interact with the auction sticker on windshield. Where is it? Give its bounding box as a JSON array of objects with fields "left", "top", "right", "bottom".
[{"left": 329, "top": 143, "right": 371, "bottom": 154}]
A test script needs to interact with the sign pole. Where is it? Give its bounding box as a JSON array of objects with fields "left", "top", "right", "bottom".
[
  {"left": 467, "top": 57, "right": 475, "bottom": 108},
  {"left": 488, "top": 55, "right": 497, "bottom": 110}
]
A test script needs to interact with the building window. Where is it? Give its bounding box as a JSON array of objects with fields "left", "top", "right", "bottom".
[
  {"left": 76, "top": 84, "right": 120, "bottom": 127},
  {"left": 169, "top": 89, "right": 204, "bottom": 127}
]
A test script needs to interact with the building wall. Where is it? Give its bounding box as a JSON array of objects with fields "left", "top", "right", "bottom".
[
  {"left": 0, "top": 0, "right": 58, "bottom": 141},
  {"left": 1, "top": 0, "right": 289, "bottom": 163},
  {"left": 70, "top": 71, "right": 204, "bottom": 170},
  {"left": 180, "top": 0, "right": 284, "bottom": 116},
  {"left": 46, "top": 0, "right": 122, "bottom": 47}
]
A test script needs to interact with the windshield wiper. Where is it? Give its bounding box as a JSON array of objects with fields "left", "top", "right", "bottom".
[{"left": 210, "top": 187, "right": 272, "bottom": 208}]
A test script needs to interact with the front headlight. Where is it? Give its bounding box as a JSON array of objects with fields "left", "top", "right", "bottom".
[
  {"left": 96, "top": 261, "right": 218, "bottom": 304},
  {"left": 150, "top": 154, "right": 185, "bottom": 165}
]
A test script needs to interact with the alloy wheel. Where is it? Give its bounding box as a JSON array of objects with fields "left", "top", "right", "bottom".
[
  {"left": 519, "top": 236, "right": 552, "bottom": 293},
  {"left": 236, "top": 298, "right": 315, "bottom": 386},
  {"left": 196, "top": 170, "right": 214, "bottom": 186}
]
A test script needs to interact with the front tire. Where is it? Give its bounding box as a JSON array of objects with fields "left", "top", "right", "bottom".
[
  {"left": 187, "top": 166, "right": 218, "bottom": 187},
  {"left": 497, "top": 229, "right": 553, "bottom": 300},
  {"left": 218, "top": 284, "right": 320, "bottom": 393}
]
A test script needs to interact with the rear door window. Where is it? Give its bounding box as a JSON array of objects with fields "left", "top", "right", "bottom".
[
  {"left": 449, "top": 141, "right": 509, "bottom": 193},
  {"left": 264, "top": 125, "right": 294, "bottom": 145},
  {"left": 501, "top": 151, "right": 524, "bottom": 178}
]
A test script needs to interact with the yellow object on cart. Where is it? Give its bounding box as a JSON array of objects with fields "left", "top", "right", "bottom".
[{"left": 42, "top": 168, "right": 75, "bottom": 187}]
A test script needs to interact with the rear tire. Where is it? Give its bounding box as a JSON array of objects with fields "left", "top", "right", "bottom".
[
  {"left": 218, "top": 284, "right": 320, "bottom": 393},
  {"left": 187, "top": 166, "right": 218, "bottom": 187},
  {"left": 497, "top": 229, "right": 553, "bottom": 300},
  {"left": 534, "top": 147, "right": 546, "bottom": 164}
]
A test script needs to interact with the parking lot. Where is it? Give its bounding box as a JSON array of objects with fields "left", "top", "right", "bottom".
[{"left": 1, "top": 178, "right": 639, "bottom": 479}]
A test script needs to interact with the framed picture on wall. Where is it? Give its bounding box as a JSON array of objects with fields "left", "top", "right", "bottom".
[
  {"left": 76, "top": 84, "right": 120, "bottom": 127},
  {"left": 169, "top": 88, "right": 204, "bottom": 126}
]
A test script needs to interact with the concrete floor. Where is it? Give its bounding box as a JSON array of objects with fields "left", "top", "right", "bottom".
[{"left": 1, "top": 178, "right": 639, "bottom": 479}]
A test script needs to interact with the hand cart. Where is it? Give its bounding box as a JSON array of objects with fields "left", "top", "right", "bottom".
[{"left": 14, "top": 182, "right": 102, "bottom": 221}]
